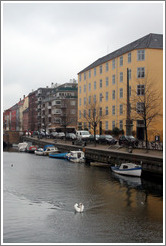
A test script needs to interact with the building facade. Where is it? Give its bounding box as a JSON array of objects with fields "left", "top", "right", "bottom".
[
  {"left": 77, "top": 33, "right": 163, "bottom": 141},
  {"left": 41, "top": 82, "right": 78, "bottom": 133}
]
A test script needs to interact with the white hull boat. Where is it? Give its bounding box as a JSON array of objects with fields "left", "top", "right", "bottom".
[
  {"left": 111, "top": 163, "right": 142, "bottom": 177},
  {"left": 18, "top": 142, "right": 28, "bottom": 152},
  {"left": 35, "top": 148, "right": 44, "bottom": 156},
  {"left": 67, "top": 150, "right": 85, "bottom": 163}
]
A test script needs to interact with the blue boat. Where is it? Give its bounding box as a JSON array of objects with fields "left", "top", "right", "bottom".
[{"left": 49, "top": 152, "right": 68, "bottom": 159}]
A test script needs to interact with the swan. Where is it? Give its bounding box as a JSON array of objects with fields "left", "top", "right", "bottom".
[{"left": 74, "top": 203, "right": 84, "bottom": 213}]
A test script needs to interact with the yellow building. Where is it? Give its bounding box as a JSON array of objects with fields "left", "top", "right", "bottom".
[{"left": 77, "top": 33, "right": 163, "bottom": 141}]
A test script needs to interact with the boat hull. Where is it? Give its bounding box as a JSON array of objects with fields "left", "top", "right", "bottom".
[
  {"left": 49, "top": 153, "right": 68, "bottom": 159},
  {"left": 111, "top": 166, "right": 142, "bottom": 177}
]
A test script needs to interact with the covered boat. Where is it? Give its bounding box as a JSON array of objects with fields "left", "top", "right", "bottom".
[
  {"left": 18, "top": 142, "right": 28, "bottom": 152},
  {"left": 111, "top": 163, "right": 142, "bottom": 177},
  {"left": 43, "top": 145, "right": 59, "bottom": 155},
  {"left": 49, "top": 152, "right": 68, "bottom": 159},
  {"left": 67, "top": 150, "right": 85, "bottom": 163}
]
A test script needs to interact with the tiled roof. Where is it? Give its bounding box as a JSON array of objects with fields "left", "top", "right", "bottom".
[{"left": 78, "top": 33, "right": 163, "bottom": 74}]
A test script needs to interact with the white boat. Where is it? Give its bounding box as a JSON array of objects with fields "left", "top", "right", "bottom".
[
  {"left": 111, "top": 163, "right": 142, "bottom": 177},
  {"left": 18, "top": 142, "right": 28, "bottom": 152},
  {"left": 43, "top": 145, "right": 59, "bottom": 156},
  {"left": 67, "top": 150, "right": 85, "bottom": 163},
  {"left": 35, "top": 148, "right": 44, "bottom": 156}
]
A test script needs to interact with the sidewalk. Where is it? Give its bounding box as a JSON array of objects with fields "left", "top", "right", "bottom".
[{"left": 29, "top": 136, "right": 163, "bottom": 158}]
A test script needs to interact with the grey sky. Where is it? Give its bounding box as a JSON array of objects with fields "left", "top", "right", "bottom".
[{"left": 2, "top": 1, "right": 164, "bottom": 110}]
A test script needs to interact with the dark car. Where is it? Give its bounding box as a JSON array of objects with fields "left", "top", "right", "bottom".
[
  {"left": 88, "top": 134, "right": 100, "bottom": 143},
  {"left": 119, "top": 135, "right": 139, "bottom": 147},
  {"left": 98, "top": 135, "right": 117, "bottom": 145}
]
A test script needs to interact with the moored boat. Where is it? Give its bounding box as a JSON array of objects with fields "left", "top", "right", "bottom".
[
  {"left": 35, "top": 148, "right": 44, "bottom": 156},
  {"left": 18, "top": 142, "right": 28, "bottom": 152},
  {"left": 43, "top": 145, "right": 59, "bottom": 156},
  {"left": 49, "top": 152, "right": 68, "bottom": 159},
  {"left": 111, "top": 163, "right": 142, "bottom": 177},
  {"left": 27, "top": 145, "right": 38, "bottom": 153},
  {"left": 67, "top": 150, "right": 85, "bottom": 163}
]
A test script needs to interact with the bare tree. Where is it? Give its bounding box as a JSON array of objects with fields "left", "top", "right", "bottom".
[
  {"left": 81, "top": 95, "right": 108, "bottom": 146},
  {"left": 130, "top": 75, "right": 162, "bottom": 150}
]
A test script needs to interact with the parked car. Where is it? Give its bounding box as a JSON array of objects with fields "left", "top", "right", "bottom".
[
  {"left": 119, "top": 135, "right": 139, "bottom": 147},
  {"left": 66, "top": 133, "right": 77, "bottom": 140},
  {"left": 39, "top": 131, "right": 50, "bottom": 138},
  {"left": 76, "top": 130, "right": 91, "bottom": 141},
  {"left": 55, "top": 132, "right": 65, "bottom": 139},
  {"left": 50, "top": 132, "right": 58, "bottom": 138},
  {"left": 88, "top": 134, "right": 100, "bottom": 143},
  {"left": 98, "top": 135, "right": 117, "bottom": 145}
]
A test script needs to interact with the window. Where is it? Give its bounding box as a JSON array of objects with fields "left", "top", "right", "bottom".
[
  {"left": 105, "top": 121, "right": 108, "bottom": 130},
  {"left": 84, "top": 72, "right": 86, "bottom": 80},
  {"left": 106, "top": 62, "right": 109, "bottom": 72},
  {"left": 100, "top": 93, "right": 103, "bottom": 102},
  {"left": 79, "top": 98, "right": 81, "bottom": 106},
  {"left": 137, "top": 102, "right": 144, "bottom": 113},
  {"left": 84, "top": 97, "right": 86, "bottom": 105},
  {"left": 89, "top": 83, "right": 91, "bottom": 92},
  {"left": 112, "top": 105, "right": 115, "bottom": 115},
  {"left": 119, "top": 120, "right": 123, "bottom": 130},
  {"left": 120, "top": 56, "right": 123, "bottom": 66},
  {"left": 137, "top": 50, "right": 145, "bottom": 61},
  {"left": 84, "top": 85, "right": 86, "bottom": 93},
  {"left": 106, "top": 77, "right": 109, "bottom": 87},
  {"left": 137, "top": 85, "right": 145, "bottom": 95},
  {"left": 79, "top": 86, "right": 81, "bottom": 94},
  {"left": 100, "top": 79, "right": 102, "bottom": 88},
  {"left": 100, "top": 65, "right": 102, "bottom": 74},
  {"left": 129, "top": 86, "right": 131, "bottom": 97},
  {"left": 119, "top": 88, "right": 123, "bottom": 98},
  {"left": 79, "top": 74, "right": 81, "bottom": 82},
  {"left": 89, "top": 70, "right": 91, "bottom": 78},
  {"left": 129, "top": 69, "right": 131, "bottom": 80},
  {"left": 112, "top": 121, "right": 115, "bottom": 130},
  {"left": 84, "top": 110, "right": 86, "bottom": 117},
  {"left": 70, "top": 100, "right": 76, "bottom": 106},
  {"left": 120, "top": 72, "right": 123, "bottom": 82},
  {"left": 112, "top": 75, "right": 115, "bottom": 85},
  {"left": 100, "top": 107, "right": 102, "bottom": 116},
  {"left": 128, "top": 53, "right": 131, "bottom": 63},
  {"left": 120, "top": 104, "right": 123, "bottom": 115},
  {"left": 112, "top": 59, "right": 115, "bottom": 69},
  {"left": 79, "top": 110, "right": 81, "bottom": 119},
  {"left": 137, "top": 67, "right": 145, "bottom": 78},
  {"left": 94, "top": 67, "right": 96, "bottom": 76},
  {"left": 112, "top": 90, "right": 115, "bottom": 100},
  {"left": 94, "top": 95, "right": 96, "bottom": 103},
  {"left": 88, "top": 96, "right": 91, "bottom": 104},
  {"left": 94, "top": 81, "right": 96, "bottom": 90},
  {"left": 88, "top": 109, "right": 91, "bottom": 117},
  {"left": 106, "top": 92, "right": 108, "bottom": 101},
  {"left": 105, "top": 106, "right": 109, "bottom": 115}
]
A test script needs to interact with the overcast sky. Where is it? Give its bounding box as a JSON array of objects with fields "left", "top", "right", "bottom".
[{"left": 2, "top": 1, "right": 164, "bottom": 110}]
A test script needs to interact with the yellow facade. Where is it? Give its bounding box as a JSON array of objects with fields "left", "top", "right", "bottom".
[{"left": 78, "top": 35, "right": 163, "bottom": 141}]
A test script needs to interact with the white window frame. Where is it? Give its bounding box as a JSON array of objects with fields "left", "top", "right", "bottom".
[
  {"left": 136, "top": 102, "right": 144, "bottom": 113},
  {"left": 120, "top": 56, "right": 123, "bottom": 66},
  {"left": 119, "top": 104, "right": 123, "bottom": 115},
  {"left": 119, "top": 88, "right": 123, "bottom": 98},
  {"left": 120, "top": 72, "right": 123, "bottom": 82},
  {"left": 137, "top": 85, "right": 145, "bottom": 95},
  {"left": 128, "top": 53, "right": 131, "bottom": 63},
  {"left": 106, "top": 77, "right": 109, "bottom": 87},
  {"left": 112, "top": 105, "right": 115, "bottom": 115},
  {"left": 137, "top": 67, "right": 145, "bottom": 78},
  {"left": 106, "top": 92, "right": 108, "bottom": 101},
  {"left": 137, "top": 50, "right": 145, "bottom": 61},
  {"left": 100, "top": 79, "right": 102, "bottom": 88},
  {"left": 112, "top": 74, "right": 115, "bottom": 85},
  {"left": 112, "top": 59, "right": 115, "bottom": 69}
]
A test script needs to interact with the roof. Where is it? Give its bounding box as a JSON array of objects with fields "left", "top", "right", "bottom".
[{"left": 78, "top": 33, "right": 163, "bottom": 74}]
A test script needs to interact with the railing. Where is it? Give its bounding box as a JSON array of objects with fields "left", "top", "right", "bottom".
[{"left": 137, "top": 141, "right": 163, "bottom": 151}]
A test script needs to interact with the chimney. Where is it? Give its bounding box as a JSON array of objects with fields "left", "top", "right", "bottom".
[{"left": 23, "top": 95, "right": 25, "bottom": 99}]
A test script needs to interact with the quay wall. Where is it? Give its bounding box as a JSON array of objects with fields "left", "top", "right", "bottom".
[{"left": 22, "top": 137, "right": 163, "bottom": 178}]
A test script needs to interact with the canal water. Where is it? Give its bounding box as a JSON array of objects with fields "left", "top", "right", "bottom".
[{"left": 3, "top": 149, "right": 163, "bottom": 244}]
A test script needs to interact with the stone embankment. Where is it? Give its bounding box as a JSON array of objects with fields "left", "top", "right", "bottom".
[{"left": 22, "top": 136, "right": 163, "bottom": 178}]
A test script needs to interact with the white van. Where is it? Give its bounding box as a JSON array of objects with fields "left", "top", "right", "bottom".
[{"left": 76, "top": 130, "right": 90, "bottom": 140}]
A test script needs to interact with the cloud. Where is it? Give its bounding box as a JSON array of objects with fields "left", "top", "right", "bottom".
[{"left": 2, "top": 1, "right": 164, "bottom": 110}]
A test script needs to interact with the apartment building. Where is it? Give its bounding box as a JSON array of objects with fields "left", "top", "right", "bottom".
[
  {"left": 41, "top": 82, "right": 78, "bottom": 133},
  {"left": 77, "top": 33, "right": 163, "bottom": 141}
]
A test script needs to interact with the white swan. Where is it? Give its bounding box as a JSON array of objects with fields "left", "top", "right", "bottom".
[{"left": 74, "top": 203, "right": 84, "bottom": 213}]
